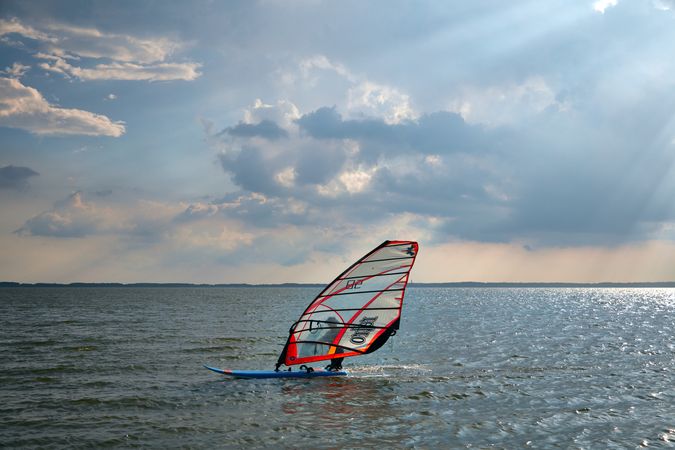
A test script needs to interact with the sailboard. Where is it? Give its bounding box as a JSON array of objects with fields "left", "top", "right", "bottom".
[
  {"left": 203, "top": 365, "right": 347, "bottom": 379},
  {"left": 205, "top": 240, "right": 418, "bottom": 379}
]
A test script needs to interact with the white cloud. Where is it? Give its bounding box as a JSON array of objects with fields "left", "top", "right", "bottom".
[
  {"left": 347, "top": 81, "right": 416, "bottom": 124},
  {"left": 449, "top": 77, "right": 565, "bottom": 126},
  {"left": 42, "top": 23, "right": 177, "bottom": 63},
  {"left": 0, "top": 77, "right": 125, "bottom": 136},
  {"left": 425, "top": 155, "right": 442, "bottom": 166},
  {"left": 1, "top": 17, "right": 201, "bottom": 82},
  {"left": 275, "top": 166, "right": 297, "bottom": 188},
  {"left": 317, "top": 166, "right": 376, "bottom": 197},
  {"left": 2, "top": 62, "right": 30, "bottom": 78},
  {"left": 295, "top": 55, "right": 417, "bottom": 124},
  {"left": 299, "top": 55, "right": 356, "bottom": 83},
  {"left": 338, "top": 168, "right": 374, "bottom": 193},
  {"left": 0, "top": 18, "right": 176, "bottom": 64},
  {"left": 39, "top": 56, "right": 201, "bottom": 81},
  {"left": 0, "top": 17, "right": 55, "bottom": 42},
  {"left": 243, "top": 98, "right": 301, "bottom": 129},
  {"left": 593, "top": 0, "right": 618, "bottom": 13}
]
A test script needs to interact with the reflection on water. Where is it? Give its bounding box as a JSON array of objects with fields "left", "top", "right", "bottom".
[
  {"left": 280, "top": 377, "right": 397, "bottom": 418},
  {"left": 1, "top": 287, "right": 674, "bottom": 447}
]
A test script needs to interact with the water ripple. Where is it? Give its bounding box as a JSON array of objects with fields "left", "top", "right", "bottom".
[{"left": 1, "top": 287, "right": 673, "bottom": 448}]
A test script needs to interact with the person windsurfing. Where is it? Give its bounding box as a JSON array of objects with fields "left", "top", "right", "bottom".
[{"left": 321, "top": 317, "right": 344, "bottom": 371}]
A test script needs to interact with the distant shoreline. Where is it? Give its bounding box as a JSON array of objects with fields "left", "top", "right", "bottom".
[{"left": 2, "top": 281, "right": 675, "bottom": 288}]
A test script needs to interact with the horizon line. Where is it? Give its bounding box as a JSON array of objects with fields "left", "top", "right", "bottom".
[{"left": 2, "top": 281, "right": 675, "bottom": 288}]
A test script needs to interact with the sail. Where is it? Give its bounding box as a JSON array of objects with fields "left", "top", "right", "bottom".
[{"left": 276, "top": 240, "right": 418, "bottom": 368}]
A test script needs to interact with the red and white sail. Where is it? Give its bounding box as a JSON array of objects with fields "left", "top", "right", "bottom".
[{"left": 277, "top": 240, "right": 419, "bottom": 367}]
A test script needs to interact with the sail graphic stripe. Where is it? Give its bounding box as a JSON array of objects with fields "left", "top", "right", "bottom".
[
  {"left": 291, "top": 329, "right": 386, "bottom": 337},
  {"left": 317, "top": 288, "right": 404, "bottom": 298},
  {"left": 299, "top": 306, "right": 400, "bottom": 315},
  {"left": 338, "top": 271, "right": 410, "bottom": 280},
  {"left": 360, "top": 256, "right": 415, "bottom": 263}
]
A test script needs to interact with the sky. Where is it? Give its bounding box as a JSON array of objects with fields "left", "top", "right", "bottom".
[{"left": 1, "top": 0, "right": 675, "bottom": 283}]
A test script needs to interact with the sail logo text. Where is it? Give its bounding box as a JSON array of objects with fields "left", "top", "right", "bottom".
[
  {"left": 350, "top": 316, "right": 378, "bottom": 344},
  {"left": 345, "top": 279, "right": 363, "bottom": 290}
]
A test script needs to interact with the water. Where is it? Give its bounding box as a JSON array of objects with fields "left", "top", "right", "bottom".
[{"left": 1, "top": 287, "right": 673, "bottom": 448}]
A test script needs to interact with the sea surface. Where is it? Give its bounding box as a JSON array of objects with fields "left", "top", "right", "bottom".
[{"left": 1, "top": 287, "right": 673, "bottom": 448}]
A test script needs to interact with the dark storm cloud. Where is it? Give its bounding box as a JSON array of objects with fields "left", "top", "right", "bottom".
[
  {"left": 296, "top": 107, "right": 392, "bottom": 140},
  {"left": 0, "top": 165, "right": 39, "bottom": 190},
  {"left": 214, "top": 107, "right": 516, "bottom": 240},
  {"left": 95, "top": 189, "right": 113, "bottom": 197},
  {"left": 296, "top": 107, "right": 489, "bottom": 158},
  {"left": 214, "top": 98, "right": 675, "bottom": 248},
  {"left": 218, "top": 145, "right": 281, "bottom": 195},
  {"left": 293, "top": 142, "right": 346, "bottom": 185},
  {"left": 221, "top": 120, "right": 289, "bottom": 140},
  {"left": 218, "top": 128, "right": 349, "bottom": 196},
  {"left": 369, "top": 163, "right": 501, "bottom": 215}
]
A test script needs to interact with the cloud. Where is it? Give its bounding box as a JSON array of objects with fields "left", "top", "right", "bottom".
[
  {"left": 213, "top": 99, "right": 351, "bottom": 195},
  {"left": 243, "top": 99, "right": 301, "bottom": 129},
  {"left": 448, "top": 77, "right": 568, "bottom": 126},
  {"left": 16, "top": 191, "right": 180, "bottom": 238},
  {"left": 221, "top": 119, "right": 289, "bottom": 140},
  {"left": 38, "top": 56, "right": 201, "bottom": 82},
  {"left": 299, "top": 55, "right": 356, "bottom": 83},
  {"left": 171, "top": 199, "right": 434, "bottom": 269},
  {"left": 285, "top": 55, "right": 417, "bottom": 124},
  {"left": 593, "top": 0, "right": 618, "bottom": 13},
  {"left": 40, "top": 23, "right": 177, "bottom": 64},
  {"left": 210, "top": 98, "right": 508, "bottom": 241},
  {"left": 347, "top": 81, "right": 416, "bottom": 124},
  {"left": 205, "top": 36, "right": 675, "bottom": 249},
  {"left": 178, "top": 192, "right": 311, "bottom": 229},
  {"left": 0, "top": 17, "right": 54, "bottom": 42},
  {"left": 209, "top": 83, "right": 675, "bottom": 249},
  {"left": 0, "top": 165, "right": 39, "bottom": 190},
  {"left": 0, "top": 77, "right": 125, "bottom": 136},
  {"left": 1, "top": 17, "right": 201, "bottom": 82},
  {"left": 4, "top": 2, "right": 675, "bottom": 283},
  {"left": 2, "top": 62, "right": 30, "bottom": 78},
  {"left": 217, "top": 136, "right": 350, "bottom": 196},
  {"left": 17, "top": 191, "right": 115, "bottom": 237},
  {"left": 15, "top": 191, "right": 270, "bottom": 272},
  {"left": 0, "top": 18, "right": 173, "bottom": 63},
  {"left": 296, "top": 107, "right": 489, "bottom": 159}
]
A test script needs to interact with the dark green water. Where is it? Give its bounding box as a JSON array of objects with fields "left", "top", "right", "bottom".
[{"left": 1, "top": 287, "right": 673, "bottom": 448}]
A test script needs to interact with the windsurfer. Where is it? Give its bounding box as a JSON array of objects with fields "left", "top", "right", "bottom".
[
  {"left": 325, "top": 357, "right": 343, "bottom": 371},
  {"left": 320, "top": 316, "right": 344, "bottom": 371}
]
